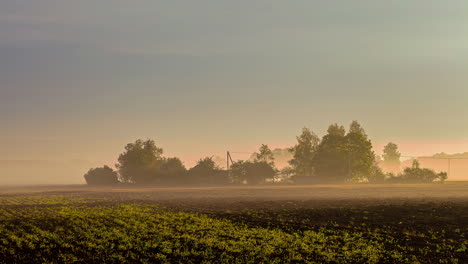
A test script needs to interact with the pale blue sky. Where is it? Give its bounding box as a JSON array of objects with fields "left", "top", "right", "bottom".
[{"left": 2, "top": 1, "right": 468, "bottom": 167}]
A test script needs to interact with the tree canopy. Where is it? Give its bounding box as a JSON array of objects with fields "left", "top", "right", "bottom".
[
  {"left": 288, "top": 128, "right": 320, "bottom": 177},
  {"left": 230, "top": 160, "right": 276, "bottom": 185},
  {"left": 381, "top": 142, "right": 401, "bottom": 173},
  {"left": 255, "top": 144, "right": 275, "bottom": 166},
  {"left": 312, "top": 124, "right": 349, "bottom": 182},
  {"left": 116, "top": 139, "right": 164, "bottom": 183},
  {"left": 158, "top": 157, "right": 187, "bottom": 184},
  {"left": 383, "top": 142, "right": 401, "bottom": 163},
  {"left": 345, "top": 126, "right": 375, "bottom": 182},
  {"left": 311, "top": 121, "right": 375, "bottom": 183},
  {"left": 84, "top": 166, "right": 119, "bottom": 185},
  {"left": 85, "top": 123, "right": 447, "bottom": 186},
  {"left": 188, "top": 157, "right": 227, "bottom": 185}
]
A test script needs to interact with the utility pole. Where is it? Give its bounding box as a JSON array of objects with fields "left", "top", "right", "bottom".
[
  {"left": 226, "top": 151, "right": 234, "bottom": 171},
  {"left": 226, "top": 151, "right": 234, "bottom": 179}
]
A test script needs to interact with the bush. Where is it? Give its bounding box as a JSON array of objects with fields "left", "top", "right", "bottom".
[
  {"left": 84, "top": 166, "right": 119, "bottom": 185},
  {"left": 385, "top": 160, "right": 447, "bottom": 184},
  {"left": 157, "top": 157, "right": 188, "bottom": 185},
  {"left": 230, "top": 161, "right": 276, "bottom": 185},
  {"left": 187, "top": 157, "right": 229, "bottom": 185}
]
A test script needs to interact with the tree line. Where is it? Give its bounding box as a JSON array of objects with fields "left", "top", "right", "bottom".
[{"left": 84, "top": 121, "right": 447, "bottom": 185}]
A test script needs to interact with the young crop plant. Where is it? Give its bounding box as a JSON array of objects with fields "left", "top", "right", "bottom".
[{"left": 0, "top": 194, "right": 465, "bottom": 263}]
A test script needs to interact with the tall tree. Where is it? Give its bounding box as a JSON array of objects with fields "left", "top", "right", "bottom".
[
  {"left": 116, "top": 139, "right": 164, "bottom": 183},
  {"left": 383, "top": 142, "right": 401, "bottom": 163},
  {"left": 255, "top": 144, "right": 275, "bottom": 166},
  {"left": 289, "top": 127, "right": 320, "bottom": 177},
  {"left": 382, "top": 142, "right": 401, "bottom": 173},
  {"left": 345, "top": 121, "right": 375, "bottom": 182},
  {"left": 313, "top": 124, "right": 348, "bottom": 182}
]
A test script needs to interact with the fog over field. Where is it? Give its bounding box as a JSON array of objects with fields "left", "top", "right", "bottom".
[
  {"left": 1, "top": 1, "right": 468, "bottom": 262},
  {"left": 2, "top": 1, "right": 468, "bottom": 186},
  {"left": 1, "top": 148, "right": 468, "bottom": 185},
  {"left": 2, "top": 184, "right": 468, "bottom": 201}
]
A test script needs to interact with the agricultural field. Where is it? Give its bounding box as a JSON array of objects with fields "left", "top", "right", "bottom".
[{"left": 0, "top": 184, "right": 467, "bottom": 263}]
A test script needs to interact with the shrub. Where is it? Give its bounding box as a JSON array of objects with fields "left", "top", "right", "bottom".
[
  {"left": 187, "top": 157, "right": 229, "bottom": 185},
  {"left": 84, "top": 165, "right": 119, "bottom": 185},
  {"left": 385, "top": 160, "right": 447, "bottom": 184},
  {"left": 230, "top": 161, "right": 276, "bottom": 185},
  {"left": 157, "top": 157, "right": 187, "bottom": 185}
]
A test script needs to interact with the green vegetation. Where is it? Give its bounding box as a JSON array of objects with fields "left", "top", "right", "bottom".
[
  {"left": 0, "top": 194, "right": 465, "bottom": 263},
  {"left": 84, "top": 166, "right": 119, "bottom": 185},
  {"left": 116, "top": 139, "right": 166, "bottom": 184},
  {"left": 288, "top": 127, "right": 319, "bottom": 179},
  {"left": 187, "top": 157, "right": 228, "bottom": 185},
  {"left": 289, "top": 121, "right": 381, "bottom": 184},
  {"left": 230, "top": 160, "right": 276, "bottom": 184}
]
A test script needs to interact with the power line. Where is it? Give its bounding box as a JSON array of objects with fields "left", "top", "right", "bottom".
[
  {"left": 229, "top": 151, "right": 255, "bottom": 154},
  {"left": 376, "top": 154, "right": 468, "bottom": 160}
]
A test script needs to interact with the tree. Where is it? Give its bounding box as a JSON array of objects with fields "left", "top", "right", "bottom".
[
  {"left": 345, "top": 121, "right": 375, "bottom": 182},
  {"left": 188, "top": 157, "right": 226, "bottom": 185},
  {"left": 116, "top": 139, "right": 164, "bottom": 183},
  {"left": 289, "top": 127, "right": 320, "bottom": 177},
  {"left": 382, "top": 142, "right": 401, "bottom": 173},
  {"left": 279, "top": 166, "right": 295, "bottom": 182},
  {"left": 312, "top": 124, "right": 348, "bottom": 182},
  {"left": 383, "top": 142, "right": 401, "bottom": 162},
  {"left": 230, "top": 160, "right": 247, "bottom": 184},
  {"left": 84, "top": 165, "right": 119, "bottom": 185},
  {"left": 158, "top": 157, "right": 187, "bottom": 185},
  {"left": 255, "top": 144, "right": 275, "bottom": 166},
  {"left": 311, "top": 121, "right": 375, "bottom": 183},
  {"left": 368, "top": 161, "right": 385, "bottom": 183},
  {"left": 249, "top": 147, "right": 292, "bottom": 169},
  {"left": 230, "top": 160, "right": 276, "bottom": 185}
]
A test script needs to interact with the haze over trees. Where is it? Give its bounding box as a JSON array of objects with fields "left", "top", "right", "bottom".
[
  {"left": 290, "top": 121, "right": 377, "bottom": 183},
  {"left": 382, "top": 142, "right": 402, "bottom": 173},
  {"left": 254, "top": 144, "right": 275, "bottom": 166},
  {"left": 84, "top": 121, "right": 448, "bottom": 185},
  {"left": 250, "top": 147, "right": 292, "bottom": 169},
  {"left": 230, "top": 144, "right": 277, "bottom": 184},
  {"left": 187, "top": 157, "right": 228, "bottom": 185},
  {"left": 387, "top": 160, "right": 448, "bottom": 183}
]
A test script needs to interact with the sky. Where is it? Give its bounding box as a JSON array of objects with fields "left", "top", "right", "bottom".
[{"left": 2, "top": 1, "right": 468, "bottom": 182}]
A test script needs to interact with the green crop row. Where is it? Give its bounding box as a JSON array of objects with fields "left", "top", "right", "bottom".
[
  {"left": 0, "top": 196, "right": 465, "bottom": 263},
  {"left": 0, "top": 204, "right": 387, "bottom": 263}
]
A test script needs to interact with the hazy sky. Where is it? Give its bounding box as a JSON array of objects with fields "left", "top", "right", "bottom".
[{"left": 2, "top": 1, "right": 468, "bottom": 168}]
